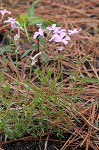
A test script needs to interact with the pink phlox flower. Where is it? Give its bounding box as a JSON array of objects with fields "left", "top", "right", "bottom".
[
  {"left": 49, "top": 33, "right": 62, "bottom": 42},
  {"left": 4, "top": 17, "right": 23, "bottom": 40},
  {"left": 0, "top": 9, "right": 11, "bottom": 19},
  {"left": 68, "top": 28, "right": 81, "bottom": 35},
  {"left": 49, "top": 27, "right": 70, "bottom": 44},
  {"left": 49, "top": 29, "right": 66, "bottom": 42},
  {"left": 61, "top": 36, "right": 70, "bottom": 45},
  {"left": 46, "top": 24, "right": 66, "bottom": 35},
  {"left": 4, "top": 17, "right": 22, "bottom": 29},
  {"left": 56, "top": 29, "right": 66, "bottom": 33},
  {"left": 47, "top": 24, "right": 71, "bottom": 45},
  {"left": 46, "top": 24, "right": 60, "bottom": 32},
  {"left": 63, "top": 36, "right": 70, "bottom": 41},
  {"left": 50, "top": 33, "right": 70, "bottom": 45},
  {"left": 59, "top": 29, "right": 66, "bottom": 38},
  {"left": 33, "top": 28, "right": 44, "bottom": 39}
]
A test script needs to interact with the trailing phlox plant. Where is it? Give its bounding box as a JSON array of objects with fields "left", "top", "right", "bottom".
[
  {"left": 0, "top": 8, "right": 81, "bottom": 52},
  {"left": 33, "top": 23, "right": 81, "bottom": 50},
  {"left": 0, "top": 3, "right": 86, "bottom": 142}
]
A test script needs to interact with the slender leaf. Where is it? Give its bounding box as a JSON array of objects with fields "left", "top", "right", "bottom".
[
  {"left": 81, "top": 78, "right": 99, "bottom": 83},
  {"left": 38, "top": 36, "right": 45, "bottom": 48},
  {"left": 41, "top": 20, "right": 59, "bottom": 28},
  {"left": 27, "top": 0, "right": 40, "bottom": 17},
  {"left": 18, "top": 14, "right": 29, "bottom": 27},
  {"left": 41, "top": 53, "right": 50, "bottom": 63},
  {"left": 0, "top": 46, "right": 11, "bottom": 55},
  {"left": 28, "top": 16, "right": 61, "bottom": 28},
  {"left": 24, "top": 22, "right": 30, "bottom": 41},
  {"left": 28, "top": 16, "right": 45, "bottom": 25},
  {"left": 20, "top": 14, "right": 28, "bottom": 20}
]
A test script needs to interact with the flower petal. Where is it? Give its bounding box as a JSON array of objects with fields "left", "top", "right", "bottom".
[{"left": 33, "top": 32, "right": 40, "bottom": 39}]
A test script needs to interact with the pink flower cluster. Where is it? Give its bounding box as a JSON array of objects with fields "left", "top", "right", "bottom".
[
  {"left": 0, "top": 9, "right": 11, "bottom": 20},
  {"left": 4, "top": 17, "right": 24, "bottom": 40},
  {"left": 4, "top": 17, "right": 21, "bottom": 29},
  {"left": 33, "top": 24, "right": 81, "bottom": 49},
  {"left": 0, "top": 9, "right": 23, "bottom": 40},
  {"left": 46, "top": 24, "right": 71, "bottom": 45}
]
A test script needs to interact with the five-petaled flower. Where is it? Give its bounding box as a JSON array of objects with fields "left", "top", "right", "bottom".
[
  {"left": 4, "top": 17, "right": 21, "bottom": 29},
  {"left": 0, "top": 9, "right": 11, "bottom": 20},
  {"left": 33, "top": 28, "right": 44, "bottom": 39},
  {"left": 4, "top": 17, "right": 23, "bottom": 40},
  {"left": 46, "top": 24, "right": 61, "bottom": 33}
]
